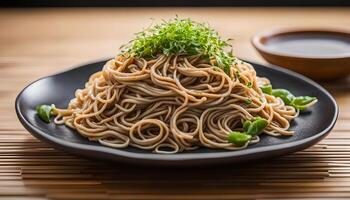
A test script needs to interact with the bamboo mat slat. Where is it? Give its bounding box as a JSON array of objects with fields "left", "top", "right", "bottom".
[{"left": 0, "top": 7, "right": 349, "bottom": 200}]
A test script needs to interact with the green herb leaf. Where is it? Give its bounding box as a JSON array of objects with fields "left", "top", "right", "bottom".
[
  {"left": 236, "top": 71, "right": 241, "bottom": 79},
  {"left": 244, "top": 98, "right": 252, "bottom": 105},
  {"left": 246, "top": 82, "right": 253, "bottom": 88},
  {"left": 245, "top": 117, "right": 268, "bottom": 137},
  {"left": 271, "top": 89, "right": 295, "bottom": 105},
  {"left": 260, "top": 84, "right": 272, "bottom": 95},
  {"left": 36, "top": 104, "right": 55, "bottom": 123},
  {"left": 122, "top": 17, "right": 236, "bottom": 74},
  {"left": 291, "top": 96, "right": 317, "bottom": 111},
  {"left": 227, "top": 131, "right": 252, "bottom": 147}
]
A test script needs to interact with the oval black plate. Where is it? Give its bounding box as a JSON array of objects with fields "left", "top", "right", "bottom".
[{"left": 15, "top": 59, "right": 338, "bottom": 166}]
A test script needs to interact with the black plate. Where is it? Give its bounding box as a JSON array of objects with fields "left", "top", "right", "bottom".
[{"left": 15, "top": 59, "right": 338, "bottom": 166}]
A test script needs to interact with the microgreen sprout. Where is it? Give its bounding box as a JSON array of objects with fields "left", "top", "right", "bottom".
[{"left": 121, "top": 17, "right": 237, "bottom": 74}]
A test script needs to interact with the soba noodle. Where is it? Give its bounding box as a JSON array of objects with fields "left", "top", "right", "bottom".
[{"left": 53, "top": 53, "right": 302, "bottom": 154}]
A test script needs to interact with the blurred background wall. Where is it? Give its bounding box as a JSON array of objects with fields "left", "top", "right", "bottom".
[{"left": 1, "top": 0, "right": 350, "bottom": 7}]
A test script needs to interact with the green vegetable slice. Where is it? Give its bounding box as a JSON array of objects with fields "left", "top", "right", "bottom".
[
  {"left": 245, "top": 117, "right": 268, "bottom": 137},
  {"left": 271, "top": 89, "right": 295, "bottom": 105},
  {"left": 260, "top": 84, "right": 317, "bottom": 111},
  {"left": 36, "top": 104, "right": 55, "bottom": 123},
  {"left": 291, "top": 96, "right": 317, "bottom": 111},
  {"left": 228, "top": 131, "right": 252, "bottom": 147},
  {"left": 260, "top": 84, "right": 272, "bottom": 95},
  {"left": 243, "top": 121, "right": 252, "bottom": 132}
]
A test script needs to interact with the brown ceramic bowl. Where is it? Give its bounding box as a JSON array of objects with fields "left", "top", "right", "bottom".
[{"left": 251, "top": 29, "right": 350, "bottom": 80}]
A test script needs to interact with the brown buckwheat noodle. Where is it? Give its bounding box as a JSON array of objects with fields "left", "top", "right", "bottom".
[{"left": 54, "top": 54, "right": 300, "bottom": 154}]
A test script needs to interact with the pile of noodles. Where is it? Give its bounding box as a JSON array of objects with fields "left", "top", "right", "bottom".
[{"left": 54, "top": 53, "right": 298, "bottom": 154}]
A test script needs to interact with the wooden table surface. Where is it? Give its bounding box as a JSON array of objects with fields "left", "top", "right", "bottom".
[{"left": 1, "top": 7, "right": 350, "bottom": 200}]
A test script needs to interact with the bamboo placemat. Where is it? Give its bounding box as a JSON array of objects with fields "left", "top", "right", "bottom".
[{"left": 0, "top": 7, "right": 349, "bottom": 200}]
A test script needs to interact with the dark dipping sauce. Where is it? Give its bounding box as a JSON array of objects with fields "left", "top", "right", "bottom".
[{"left": 264, "top": 32, "right": 350, "bottom": 58}]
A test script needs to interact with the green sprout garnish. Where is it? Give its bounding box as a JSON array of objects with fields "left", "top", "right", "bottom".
[{"left": 121, "top": 17, "right": 237, "bottom": 74}]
